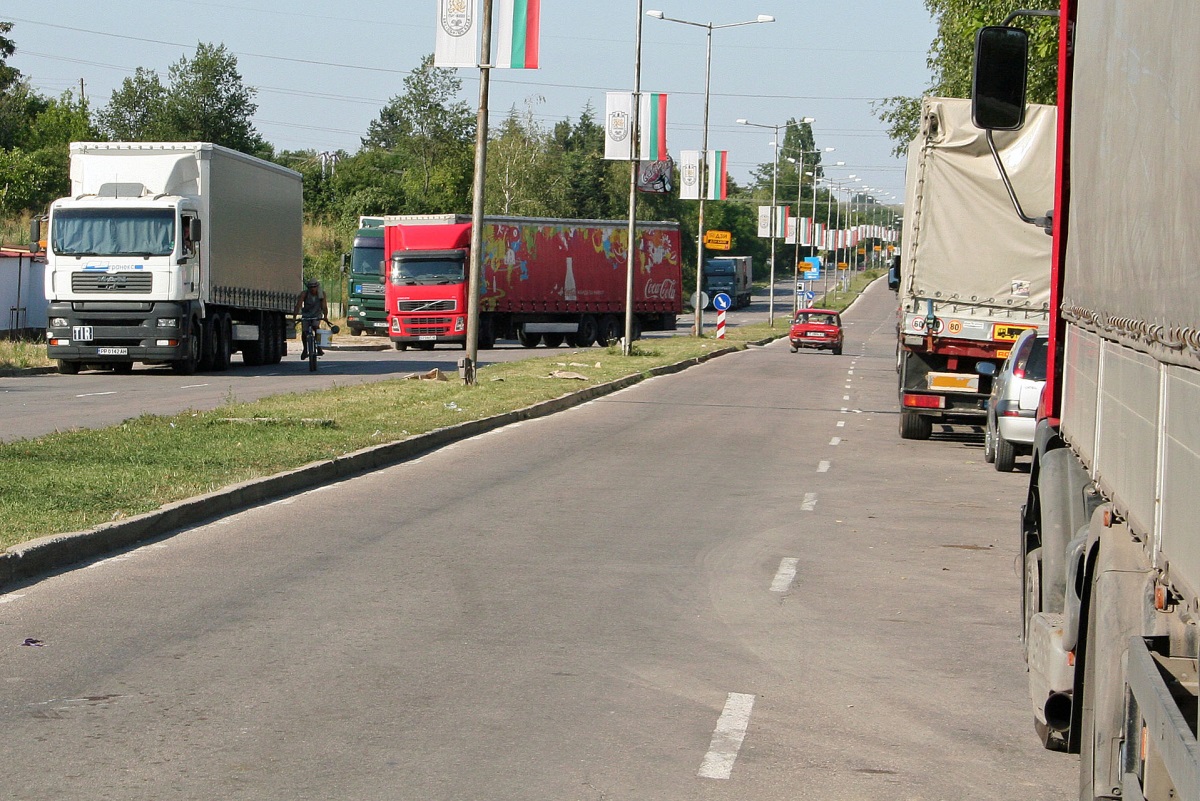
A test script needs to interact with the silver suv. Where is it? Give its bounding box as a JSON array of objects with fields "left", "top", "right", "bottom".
[{"left": 984, "top": 329, "right": 1048, "bottom": 472}]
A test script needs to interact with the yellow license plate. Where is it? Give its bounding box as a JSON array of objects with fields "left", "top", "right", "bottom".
[{"left": 993, "top": 324, "right": 1037, "bottom": 342}]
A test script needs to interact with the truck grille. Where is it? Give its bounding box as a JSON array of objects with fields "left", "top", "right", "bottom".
[
  {"left": 72, "top": 272, "right": 153, "bottom": 293},
  {"left": 397, "top": 299, "right": 456, "bottom": 313},
  {"left": 406, "top": 316, "right": 454, "bottom": 332}
]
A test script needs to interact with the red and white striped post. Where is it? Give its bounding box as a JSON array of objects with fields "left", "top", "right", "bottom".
[{"left": 716, "top": 309, "right": 726, "bottom": 339}]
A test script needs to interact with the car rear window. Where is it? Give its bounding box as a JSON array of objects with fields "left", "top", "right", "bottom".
[{"left": 1025, "top": 338, "right": 1048, "bottom": 381}]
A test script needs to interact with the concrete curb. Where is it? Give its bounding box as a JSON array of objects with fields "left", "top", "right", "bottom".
[{"left": 0, "top": 345, "right": 738, "bottom": 590}]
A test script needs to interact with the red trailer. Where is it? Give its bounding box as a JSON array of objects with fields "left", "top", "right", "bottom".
[{"left": 382, "top": 215, "right": 682, "bottom": 349}]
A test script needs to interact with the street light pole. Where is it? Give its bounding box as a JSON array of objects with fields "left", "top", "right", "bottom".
[
  {"left": 736, "top": 117, "right": 813, "bottom": 327},
  {"left": 787, "top": 146, "right": 833, "bottom": 315},
  {"left": 648, "top": 11, "right": 774, "bottom": 337},
  {"left": 623, "top": 0, "right": 646, "bottom": 356}
]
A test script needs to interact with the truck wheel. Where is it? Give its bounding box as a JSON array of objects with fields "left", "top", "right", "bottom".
[
  {"left": 597, "top": 315, "right": 620, "bottom": 347},
  {"left": 268, "top": 314, "right": 284, "bottom": 364},
  {"left": 898, "top": 411, "right": 932, "bottom": 440},
  {"left": 994, "top": 434, "right": 1016, "bottom": 472},
  {"left": 351, "top": 327, "right": 362, "bottom": 337},
  {"left": 394, "top": 342, "right": 408, "bottom": 351},
  {"left": 478, "top": 318, "right": 496, "bottom": 349},
  {"left": 212, "top": 315, "right": 232, "bottom": 371},
  {"left": 57, "top": 359, "right": 81, "bottom": 375},
  {"left": 198, "top": 318, "right": 217, "bottom": 371},
  {"left": 172, "top": 326, "right": 201, "bottom": 375},
  {"left": 574, "top": 315, "right": 597, "bottom": 348},
  {"left": 542, "top": 333, "right": 564, "bottom": 348},
  {"left": 516, "top": 327, "right": 542, "bottom": 348}
]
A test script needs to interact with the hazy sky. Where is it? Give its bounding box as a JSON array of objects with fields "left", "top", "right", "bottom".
[{"left": 6, "top": 1, "right": 936, "bottom": 203}]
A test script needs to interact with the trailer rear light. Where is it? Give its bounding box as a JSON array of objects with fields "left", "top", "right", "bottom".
[{"left": 902, "top": 393, "right": 945, "bottom": 409}]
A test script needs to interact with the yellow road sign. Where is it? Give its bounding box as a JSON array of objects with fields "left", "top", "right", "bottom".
[{"left": 703, "top": 230, "right": 732, "bottom": 250}]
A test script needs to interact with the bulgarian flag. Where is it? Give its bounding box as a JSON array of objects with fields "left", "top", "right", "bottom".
[
  {"left": 639, "top": 93, "right": 668, "bottom": 161},
  {"left": 706, "top": 150, "right": 728, "bottom": 200},
  {"left": 496, "top": 0, "right": 540, "bottom": 69}
]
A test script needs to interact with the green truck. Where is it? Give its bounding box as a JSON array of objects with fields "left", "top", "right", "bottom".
[{"left": 344, "top": 216, "right": 386, "bottom": 336}]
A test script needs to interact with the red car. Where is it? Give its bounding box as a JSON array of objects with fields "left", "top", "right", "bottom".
[{"left": 788, "top": 308, "right": 843, "bottom": 355}]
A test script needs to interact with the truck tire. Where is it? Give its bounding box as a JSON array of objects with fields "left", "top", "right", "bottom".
[
  {"left": 478, "top": 318, "right": 496, "bottom": 349},
  {"left": 172, "top": 326, "right": 201, "bottom": 375},
  {"left": 267, "top": 314, "right": 284, "bottom": 364},
  {"left": 898, "top": 411, "right": 932, "bottom": 440},
  {"left": 574, "top": 315, "right": 597, "bottom": 348},
  {"left": 198, "top": 317, "right": 218, "bottom": 372},
  {"left": 212, "top": 315, "right": 232, "bottom": 371},
  {"left": 394, "top": 342, "right": 408, "bottom": 351},
  {"left": 516, "top": 327, "right": 541, "bottom": 348},
  {"left": 542, "top": 333, "right": 564, "bottom": 348},
  {"left": 597, "top": 315, "right": 620, "bottom": 347},
  {"left": 994, "top": 434, "right": 1016, "bottom": 472},
  {"left": 57, "top": 359, "right": 81, "bottom": 375}
]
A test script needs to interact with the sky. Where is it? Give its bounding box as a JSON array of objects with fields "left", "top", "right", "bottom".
[{"left": 5, "top": 1, "right": 937, "bottom": 205}]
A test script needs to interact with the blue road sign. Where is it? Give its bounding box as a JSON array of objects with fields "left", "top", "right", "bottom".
[{"left": 712, "top": 292, "right": 732, "bottom": 311}]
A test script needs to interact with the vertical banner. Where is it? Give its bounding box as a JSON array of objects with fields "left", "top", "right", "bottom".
[
  {"left": 434, "top": 0, "right": 479, "bottom": 68},
  {"left": 679, "top": 150, "right": 701, "bottom": 199},
  {"left": 706, "top": 150, "right": 727, "bottom": 200},
  {"left": 757, "top": 205, "right": 788, "bottom": 237},
  {"left": 604, "top": 92, "right": 668, "bottom": 161},
  {"left": 641, "top": 93, "right": 668, "bottom": 161},
  {"left": 496, "top": 0, "right": 541, "bottom": 69},
  {"left": 604, "top": 92, "right": 634, "bottom": 160}
]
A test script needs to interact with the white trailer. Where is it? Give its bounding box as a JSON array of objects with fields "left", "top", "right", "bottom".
[
  {"left": 42, "top": 142, "right": 302, "bottom": 374},
  {"left": 973, "top": 5, "right": 1200, "bottom": 799}
]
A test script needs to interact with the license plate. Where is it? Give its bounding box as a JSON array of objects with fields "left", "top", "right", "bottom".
[
  {"left": 73, "top": 326, "right": 94, "bottom": 342},
  {"left": 97, "top": 347, "right": 128, "bottom": 356},
  {"left": 418, "top": 335, "right": 437, "bottom": 341}
]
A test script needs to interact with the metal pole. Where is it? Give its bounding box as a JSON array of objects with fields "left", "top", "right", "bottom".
[
  {"left": 624, "top": 1, "right": 645, "bottom": 356},
  {"left": 767, "top": 127, "right": 779, "bottom": 327},
  {"left": 695, "top": 24, "right": 713, "bottom": 337},
  {"left": 811, "top": 174, "right": 820, "bottom": 302},
  {"left": 792, "top": 151, "right": 804, "bottom": 317},
  {"left": 463, "top": 0, "right": 494, "bottom": 385}
]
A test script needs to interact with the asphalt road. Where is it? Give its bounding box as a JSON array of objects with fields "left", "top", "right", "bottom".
[
  {"left": 0, "top": 279, "right": 1074, "bottom": 799},
  {"left": 0, "top": 282, "right": 800, "bottom": 444}
]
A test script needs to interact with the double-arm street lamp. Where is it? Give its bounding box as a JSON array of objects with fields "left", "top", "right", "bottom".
[
  {"left": 648, "top": 10, "right": 774, "bottom": 336},
  {"left": 736, "top": 117, "right": 814, "bottom": 327}
]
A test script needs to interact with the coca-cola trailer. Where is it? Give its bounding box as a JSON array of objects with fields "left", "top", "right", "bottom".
[{"left": 382, "top": 215, "right": 682, "bottom": 350}]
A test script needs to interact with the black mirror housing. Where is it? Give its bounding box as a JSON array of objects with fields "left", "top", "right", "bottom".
[{"left": 972, "top": 26, "right": 1030, "bottom": 130}]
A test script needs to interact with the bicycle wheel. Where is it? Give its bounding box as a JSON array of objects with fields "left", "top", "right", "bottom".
[{"left": 307, "top": 327, "right": 317, "bottom": 372}]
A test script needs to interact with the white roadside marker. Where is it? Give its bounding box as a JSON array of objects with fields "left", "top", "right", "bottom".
[
  {"left": 817, "top": 460, "right": 830, "bottom": 473},
  {"left": 830, "top": 437, "right": 841, "bottom": 446},
  {"left": 801, "top": 492, "right": 818, "bottom": 511},
  {"left": 698, "top": 693, "right": 756, "bottom": 780}
]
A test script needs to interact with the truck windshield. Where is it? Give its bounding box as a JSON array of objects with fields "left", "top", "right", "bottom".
[
  {"left": 52, "top": 208, "right": 175, "bottom": 257},
  {"left": 351, "top": 244, "right": 384, "bottom": 277},
  {"left": 390, "top": 256, "right": 465, "bottom": 285}
]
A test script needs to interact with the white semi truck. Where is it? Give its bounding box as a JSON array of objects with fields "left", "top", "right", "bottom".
[
  {"left": 973, "top": 4, "right": 1200, "bottom": 799},
  {"left": 41, "top": 142, "right": 302, "bottom": 374}
]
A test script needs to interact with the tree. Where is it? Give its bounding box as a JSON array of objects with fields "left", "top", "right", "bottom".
[
  {"left": 875, "top": 0, "right": 1058, "bottom": 156},
  {"left": 162, "top": 43, "right": 268, "bottom": 156},
  {"left": 363, "top": 54, "right": 475, "bottom": 212},
  {"left": 96, "top": 67, "right": 168, "bottom": 141},
  {"left": 485, "top": 100, "right": 555, "bottom": 216}
]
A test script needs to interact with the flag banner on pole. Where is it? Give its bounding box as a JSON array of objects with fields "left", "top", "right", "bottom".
[
  {"left": 786, "top": 216, "right": 812, "bottom": 246},
  {"left": 706, "top": 150, "right": 727, "bottom": 200},
  {"left": 434, "top": 0, "right": 479, "bottom": 68},
  {"left": 637, "top": 156, "right": 674, "bottom": 193},
  {"left": 679, "top": 150, "right": 701, "bottom": 199},
  {"left": 605, "top": 92, "right": 668, "bottom": 160},
  {"left": 757, "top": 205, "right": 788, "bottom": 238},
  {"left": 496, "top": 0, "right": 540, "bottom": 69},
  {"left": 640, "top": 93, "right": 668, "bottom": 161},
  {"left": 785, "top": 216, "right": 796, "bottom": 245},
  {"left": 604, "top": 93, "right": 634, "bottom": 160}
]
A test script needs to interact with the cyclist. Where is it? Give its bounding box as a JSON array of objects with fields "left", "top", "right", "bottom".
[{"left": 294, "top": 278, "right": 330, "bottom": 359}]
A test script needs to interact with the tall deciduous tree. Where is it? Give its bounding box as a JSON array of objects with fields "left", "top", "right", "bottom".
[
  {"left": 363, "top": 54, "right": 474, "bottom": 212},
  {"left": 875, "top": 0, "right": 1058, "bottom": 156},
  {"left": 162, "top": 43, "right": 268, "bottom": 156},
  {"left": 96, "top": 67, "right": 168, "bottom": 141}
]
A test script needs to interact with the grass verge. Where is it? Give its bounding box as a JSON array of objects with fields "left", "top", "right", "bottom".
[
  {"left": 0, "top": 337, "right": 55, "bottom": 372},
  {"left": 0, "top": 330, "right": 781, "bottom": 549}
]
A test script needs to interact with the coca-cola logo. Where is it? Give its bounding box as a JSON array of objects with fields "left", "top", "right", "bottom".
[{"left": 645, "top": 278, "right": 677, "bottom": 300}]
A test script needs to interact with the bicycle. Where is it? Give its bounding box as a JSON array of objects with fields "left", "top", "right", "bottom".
[{"left": 293, "top": 317, "right": 339, "bottom": 372}]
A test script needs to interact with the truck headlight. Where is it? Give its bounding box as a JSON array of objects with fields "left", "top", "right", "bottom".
[
  {"left": 157, "top": 317, "right": 179, "bottom": 328},
  {"left": 51, "top": 317, "right": 69, "bottom": 327},
  {"left": 454, "top": 316, "right": 465, "bottom": 332}
]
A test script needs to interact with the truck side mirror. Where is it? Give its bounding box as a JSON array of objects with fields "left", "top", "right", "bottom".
[
  {"left": 189, "top": 218, "right": 202, "bottom": 243},
  {"left": 972, "top": 25, "right": 1029, "bottom": 130},
  {"left": 30, "top": 217, "right": 42, "bottom": 253}
]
